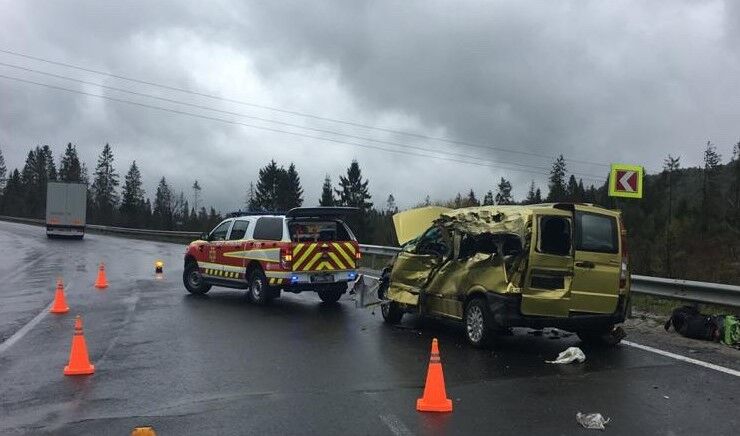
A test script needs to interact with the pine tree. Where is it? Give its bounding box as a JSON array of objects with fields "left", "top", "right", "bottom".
[
  {"left": 0, "top": 169, "right": 22, "bottom": 215},
  {"left": 254, "top": 160, "right": 282, "bottom": 211},
  {"left": 246, "top": 182, "right": 258, "bottom": 211},
  {"left": 524, "top": 181, "right": 538, "bottom": 204},
  {"left": 0, "top": 147, "right": 6, "bottom": 192},
  {"left": 153, "top": 177, "right": 173, "bottom": 229},
  {"left": 41, "top": 145, "right": 57, "bottom": 182},
  {"left": 483, "top": 190, "right": 494, "bottom": 205},
  {"left": 495, "top": 178, "right": 513, "bottom": 205},
  {"left": 192, "top": 180, "right": 202, "bottom": 212},
  {"left": 547, "top": 155, "right": 567, "bottom": 202},
  {"left": 577, "top": 179, "right": 585, "bottom": 202},
  {"left": 58, "top": 143, "right": 83, "bottom": 182},
  {"left": 319, "top": 175, "right": 335, "bottom": 206},
  {"left": 534, "top": 188, "right": 542, "bottom": 203},
  {"left": 386, "top": 194, "right": 398, "bottom": 213},
  {"left": 728, "top": 140, "right": 740, "bottom": 235},
  {"left": 91, "top": 143, "right": 119, "bottom": 224},
  {"left": 566, "top": 175, "right": 579, "bottom": 202},
  {"left": 466, "top": 189, "right": 479, "bottom": 207},
  {"left": 663, "top": 154, "right": 681, "bottom": 276},
  {"left": 701, "top": 141, "right": 722, "bottom": 234},
  {"left": 120, "top": 161, "right": 145, "bottom": 227},
  {"left": 20, "top": 147, "right": 54, "bottom": 217},
  {"left": 453, "top": 192, "right": 463, "bottom": 208},
  {"left": 280, "top": 163, "right": 303, "bottom": 210},
  {"left": 335, "top": 160, "right": 373, "bottom": 240}
]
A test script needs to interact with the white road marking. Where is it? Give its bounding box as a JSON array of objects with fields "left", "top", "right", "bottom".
[
  {"left": 0, "top": 281, "right": 74, "bottom": 355},
  {"left": 623, "top": 340, "right": 740, "bottom": 378},
  {"left": 0, "top": 302, "right": 52, "bottom": 354},
  {"left": 379, "top": 414, "right": 414, "bottom": 436}
]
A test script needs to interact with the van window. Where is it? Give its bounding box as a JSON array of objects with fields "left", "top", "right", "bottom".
[
  {"left": 538, "top": 216, "right": 571, "bottom": 256},
  {"left": 228, "top": 220, "right": 250, "bottom": 240},
  {"left": 209, "top": 221, "right": 232, "bottom": 241},
  {"left": 289, "top": 220, "right": 353, "bottom": 242},
  {"left": 253, "top": 217, "right": 284, "bottom": 241},
  {"left": 576, "top": 212, "right": 618, "bottom": 253}
]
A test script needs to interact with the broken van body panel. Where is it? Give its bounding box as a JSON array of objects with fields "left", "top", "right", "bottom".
[
  {"left": 385, "top": 203, "right": 630, "bottom": 335},
  {"left": 392, "top": 206, "right": 452, "bottom": 245}
]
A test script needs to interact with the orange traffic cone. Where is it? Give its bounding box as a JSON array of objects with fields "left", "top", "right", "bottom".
[
  {"left": 63, "top": 315, "right": 95, "bottom": 376},
  {"left": 94, "top": 263, "right": 108, "bottom": 289},
  {"left": 416, "top": 338, "right": 453, "bottom": 412},
  {"left": 50, "top": 278, "right": 70, "bottom": 314}
]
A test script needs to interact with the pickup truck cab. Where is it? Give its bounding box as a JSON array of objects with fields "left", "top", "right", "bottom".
[{"left": 183, "top": 207, "right": 360, "bottom": 304}]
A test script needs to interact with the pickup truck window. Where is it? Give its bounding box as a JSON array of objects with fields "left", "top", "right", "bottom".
[
  {"left": 228, "top": 220, "right": 249, "bottom": 240},
  {"left": 253, "top": 217, "right": 284, "bottom": 241},
  {"left": 210, "top": 221, "right": 232, "bottom": 241}
]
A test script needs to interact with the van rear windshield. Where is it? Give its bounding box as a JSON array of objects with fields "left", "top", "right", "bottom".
[
  {"left": 575, "top": 212, "right": 618, "bottom": 253},
  {"left": 289, "top": 220, "right": 352, "bottom": 242}
]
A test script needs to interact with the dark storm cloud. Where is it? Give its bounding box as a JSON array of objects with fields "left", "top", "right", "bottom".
[{"left": 1, "top": 0, "right": 739, "bottom": 210}]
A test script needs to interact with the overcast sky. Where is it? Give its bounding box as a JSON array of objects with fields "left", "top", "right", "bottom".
[{"left": 1, "top": 0, "right": 739, "bottom": 211}]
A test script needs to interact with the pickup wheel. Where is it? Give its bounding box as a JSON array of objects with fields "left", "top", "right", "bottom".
[
  {"left": 183, "top": 262, "right": 211, "bottom": 295},
  {"left": 464, "top": 298, "right": 493, "bottom": 348},
  {"left": 317, "top": 288, "right": 342, "bottom": 303},
  {"left": 381, "top": 301, "right": 404, "bottom": 324},
  {"left": 248, "top": 269, "right": 270, "bottom": 305}
]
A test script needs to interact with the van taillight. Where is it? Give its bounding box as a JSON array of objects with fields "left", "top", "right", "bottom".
[{"left": 619, "top": 227, "right": 628, "bottom": 289}]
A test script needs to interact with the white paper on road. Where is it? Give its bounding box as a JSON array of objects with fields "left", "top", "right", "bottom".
[
  {"left": 576, "top": 412, "right": 611, "bottom": 430},
  {"left": 546, "top": 346, "right": 586, "bottom": 364}
]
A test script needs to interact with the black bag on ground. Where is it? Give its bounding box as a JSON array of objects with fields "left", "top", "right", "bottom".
[{"left": 664, "top": 305, "right": 723, "bottom": 341}]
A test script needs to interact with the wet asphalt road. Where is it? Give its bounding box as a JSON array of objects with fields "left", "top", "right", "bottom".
[{"left": 0, "top": 220, "right": 738, "bottom": 435}]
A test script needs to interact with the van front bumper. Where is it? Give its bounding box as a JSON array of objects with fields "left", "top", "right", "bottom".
[{"left": 485, "top": 293, "right": 629, "bottom": 331}]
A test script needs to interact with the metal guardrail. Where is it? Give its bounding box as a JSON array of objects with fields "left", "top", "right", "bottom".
[{"left": 1, "top": 215, "right": 738, "bottom": 307}]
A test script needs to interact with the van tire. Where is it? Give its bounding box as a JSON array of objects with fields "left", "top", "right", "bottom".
[
  {"left": 381, "top": 301, "right": 403, "bottom": 324},
  {"left": 577, "top": 325, "right": 624, "bottom": 346},
  {"left": 464, "top": 298, "right": 493, "bottom": 348},
  {"left": 184, "top": 262, "right": 211, "bottom": 295}
]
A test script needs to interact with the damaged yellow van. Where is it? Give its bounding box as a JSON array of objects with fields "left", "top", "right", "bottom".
[{"left": 378, "top": 204, "right": 630, "bottom": 347}]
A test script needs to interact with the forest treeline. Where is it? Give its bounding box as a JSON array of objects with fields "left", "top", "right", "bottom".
[{"left": 0, "top": 140, "right": 739, "bottom": 283}]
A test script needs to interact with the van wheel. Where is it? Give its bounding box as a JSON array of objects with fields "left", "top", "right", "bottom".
[
  {"left": 248, "top": 269, "right": 270, "bottom": 305},
  {"left": 381, "top": 301, "right": 403, "bottom": 324},
  {"left": 464, "top": 298, "right": 493, "bottom": 348},
  {"left": 577, "top": 325, "right": 624, "bottom": 346},
  {"left": 183, "top": 263, "right": 211, "bottom": 294}
]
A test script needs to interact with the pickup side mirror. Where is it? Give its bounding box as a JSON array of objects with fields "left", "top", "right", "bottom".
[{"left": 200, "top": 232, "right": 209, "bottom": 241}]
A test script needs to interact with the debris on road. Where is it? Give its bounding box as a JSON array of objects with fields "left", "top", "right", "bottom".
[
  {"left": 546, "top": 347, "right": 586, "bottom": 364},
  {"left": 576, "top": 412, "right": 610, "bottom": 430},
  {"left": 665, "top": 306, "right": 740, "bottom": 347}
]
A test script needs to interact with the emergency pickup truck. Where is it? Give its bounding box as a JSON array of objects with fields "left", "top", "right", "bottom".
[{"left": 183, "top": 207, "right": 360, "bottom": 304}]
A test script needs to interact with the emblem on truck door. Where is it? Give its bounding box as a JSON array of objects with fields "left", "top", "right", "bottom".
[{"left": 209, "top": 246, "right": 217, "bottom": 263}]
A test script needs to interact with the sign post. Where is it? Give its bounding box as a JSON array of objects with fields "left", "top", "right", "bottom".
[{"left": 608, "top": 163, "right": 643, "bottom": 199}]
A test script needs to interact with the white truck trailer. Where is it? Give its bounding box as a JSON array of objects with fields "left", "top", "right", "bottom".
[{"left": 45, "top": 182, "right": 87, "bottom": 238}]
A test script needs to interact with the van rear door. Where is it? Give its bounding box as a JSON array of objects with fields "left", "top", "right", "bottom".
[{"left": 569, "top": 208, "right": 621, "bottom": 314}]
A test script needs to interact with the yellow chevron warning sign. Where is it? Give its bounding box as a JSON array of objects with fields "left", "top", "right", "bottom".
[{"left": 609, "top": 163, "right": 643, "bottom": 199}]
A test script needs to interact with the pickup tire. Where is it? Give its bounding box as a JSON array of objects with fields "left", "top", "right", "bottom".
[
  {"left": 183, "top": 262, "right": 212, "bottom": 295},
  {"left": 248, "top": 268, "right": 271, "bottom": 305},
  {"left": 464, "top": 298, "right": 493, "bottom": 348}
]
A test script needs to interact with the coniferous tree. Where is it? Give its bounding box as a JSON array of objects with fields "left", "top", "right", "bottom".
[
  {"left": 319, "top": 175, "right": 335, "bottom": 206},
  {"left": 0, "top": 169, "right": 22, "bottom": 214},
  {"left": 0, "top": 147, "right": 6, "bottom": 193},
  {"left": 495, "top": 178, "right": 513, "bottom": 205},
  {"left": 245, "top": 182, "right": 258, "bottom": 211},
  {"left": 663, "top": 154, "right": 681, "bottom": 276},
  {"left": 153, "top": 177, "right": 173, "bottom": 229},
  {"left": 566, "top": 175, "right": 579, "bottom": 202},
  {"left": 728, "top": 141, "right": 740, "bottom": 235},
  {"left": 335, "top": 160, "right": 373, "bottom": 240},
  {"left": 58, "top": 143, "right": 83, "bottom": 182},
  {"left": 524, "top": 181, "right": 538, "bottom": 204},
  {"left": 386, "top": 194, "right": 398, "bottom": 213},
  {"left": 465, "top": 189, "right": 480, "bottom": 207},
  {"left": 91, "top": 143, "right": 119, "bottom": 224},
  {"left": 192, "top": 180, "right": 202, "bottom": 212},
  {"left": 20, "top": 147, "right": 54, "bottom": 217},
  {"left": 254, "top": 160, "right": 282, "bottom": 211},
  {"left": 483, "top": 190, "right": 494, "bottom": 205},
  {"left": 701, "top": 141, "right": 722, "bottom": 234},
  {"left": 280, "top": 163, "right": 304, "bottom": 210},
  {"left": 547, "top": 155, "right": 567, "bottom": 201},
  {"left": 534, "top": 188, "right": 542, "bottom": 203},
  {"left": 120, "top": 161, "right": 145, "bottom": 227}
]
